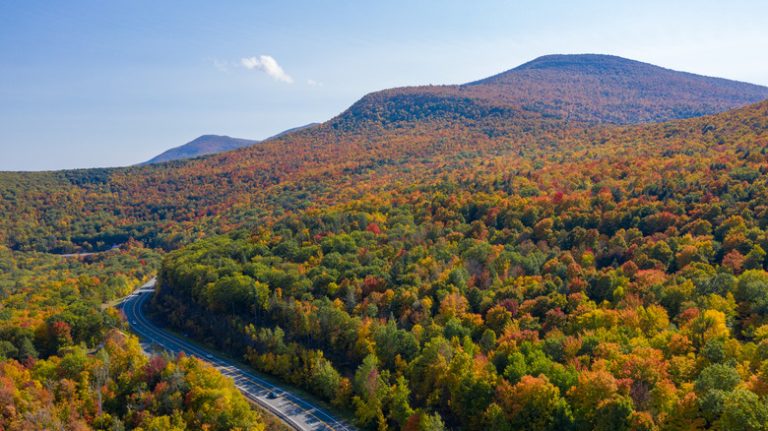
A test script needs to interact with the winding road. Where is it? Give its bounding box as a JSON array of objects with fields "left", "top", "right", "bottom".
[{"left": 119, "top": 279, "right": 356, "bottom": 431}]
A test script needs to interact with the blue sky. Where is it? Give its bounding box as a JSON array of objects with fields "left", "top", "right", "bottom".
[{"left": 1, "top": 0, "right": 767, "bottom": 171}]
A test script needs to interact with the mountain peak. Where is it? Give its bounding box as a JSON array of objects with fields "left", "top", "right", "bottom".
[
  {"left": 142, "top": 135, "right": 259, "bottom": 165},
  {"left": 141, "top": 124, "right": 320, "bottom": 166},
  {"left": 512, "top": 53, "right": 650, "bottom": 72},
  {"left": 334, "top": 54, "right": 768, "bottom": 128}
]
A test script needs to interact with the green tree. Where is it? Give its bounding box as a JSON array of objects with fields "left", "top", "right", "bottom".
[
  {"left": 718, "top": 389, "right": 768, "bottom": 431},
  {"left": 388, "top": 375, "right": 414, "bottom": 427},
  {"left": 309, "top": 354, "right": 342, "bottom": 401}
]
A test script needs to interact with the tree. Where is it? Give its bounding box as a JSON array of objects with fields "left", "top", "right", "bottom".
[
  {"left": 718, "top": 388, "right": 768, "bottom": 431},
  {"left": 736, "top": 270, "right": 768, "bottom": 314},
  {"left": 373, "top": 319, "right": 419, "bottom": 369},
  {"left": 686, "top": 309, "right": 729, "bottom": 349},
  {"left": 409, "top": 337, "right": 453, "bottom": 408},
  {"left": 388, "top": 375, "right": 415, "bottom": 427},
  {"left": 309, "top": 354, "right": 343, "bottom": 402},
  {"left": 496, "top": 375, "right": 573, "bottom": 431},
  {"left": 418, "top": 412, "right": 446, "bottom": 431},
  {"left": 353, "top": 354, "right": 387, "bottom": 428},
  {"left": 567, "top": 370, "right": 618, "bottom": 429},
  {"left": 695, "top": 364, "right": 741, "bottom": 423},
  {"left": 744, "top": 246, "right": 767, "bottom": 271},
  {"left": 593, "top": 395, "right": 634, "bottom": 431},
  {"left": 503, "top": 351, "right": 527, "bottom": 384}
]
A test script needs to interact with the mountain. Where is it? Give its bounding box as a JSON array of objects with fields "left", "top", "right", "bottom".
[
  {"left": 142, "top": 124, "right": 320, "bottom": 165},
  {"left": 142, "top": 135, "right": 259, "bottom": 165},
  {"left": 5, "top": 53, "right": 768, "bottom": 430},
  {"left": 4, "top": 54, "right": 768, "bottom": 253},
  {"left": 332, "top": 54, "right": 768, "bottom": 128}
]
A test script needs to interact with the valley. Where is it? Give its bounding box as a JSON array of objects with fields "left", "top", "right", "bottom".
[{"left": 3, "top": 53, "right": 768, "bottom": 430}]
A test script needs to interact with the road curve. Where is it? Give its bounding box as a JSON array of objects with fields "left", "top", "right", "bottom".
[{"left": 119, "top": 279, "right": 356, "bottom": 431}]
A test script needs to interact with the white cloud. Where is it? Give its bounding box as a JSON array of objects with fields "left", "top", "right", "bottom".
[
  {"left": 241, "top": 55, "right": 293, "bottom": 83},
  {"left": 307, "top": 79, "right": 323, "bottom": 87}
]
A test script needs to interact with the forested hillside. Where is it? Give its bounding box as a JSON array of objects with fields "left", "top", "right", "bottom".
[
  {"left": 155, "top": 100, "right": 768, "bottom": 429},
  {"left": 2, "top": 54, "right": 768, "bottom": 431},
  {"left": 1, "top": 55, "right": 766, "bottom": 255},
  {"left": 0, "top": 244, "right": 271, "bottom": 430},
  {"left": 333, "top": 54, "right": 768, "bottom": 127}
]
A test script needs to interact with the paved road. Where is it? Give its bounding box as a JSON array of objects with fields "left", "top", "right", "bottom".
[{"left": 119, "top": 278, "right": 356, "bottom": 431}]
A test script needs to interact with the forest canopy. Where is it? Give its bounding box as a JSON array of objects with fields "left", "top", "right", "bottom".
[
  {"left": 2, "top": 55, "right": 768, "bottom": 430},
  {"left": 151, "top": 100, "right": 768, "bottom": 429}
]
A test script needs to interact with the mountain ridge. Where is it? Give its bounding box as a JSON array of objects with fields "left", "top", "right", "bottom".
[
  {"left": 3, "top": 54, "right": 768, "bottom": 253},
  {"left": 141, "top": 123, "right": 321, "bottom": 165},
  {"left": 331, "top": 54, "right": 768, "bottom": 128},
  {"left": 142, "top": 135, "right": 259, "bottom": 165}
]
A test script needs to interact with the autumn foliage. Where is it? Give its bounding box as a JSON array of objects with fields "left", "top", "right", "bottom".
[{"left": 2, "top": 55, "right": 768, "bottom": 430}]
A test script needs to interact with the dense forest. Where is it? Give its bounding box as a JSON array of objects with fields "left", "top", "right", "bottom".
[
  {"left": 153, "top": 100, "right": 768, "bottom": 429},
  {"left": 2, "top": 54, "right": 768, "bottom": 430},
  {"left": 1, "top": 329, "right": 265, "bottom": 430},
  {"left": 0, "top": 245, "right": 273, "bottom": 430},
  {"left": 2, "top": 56, "right": 766, "bottom": 256}
]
